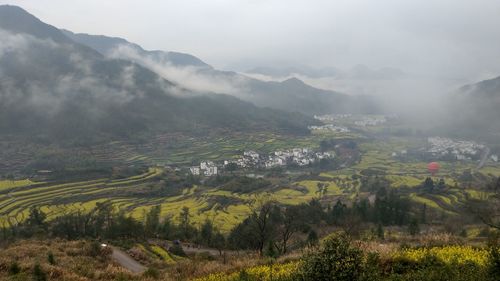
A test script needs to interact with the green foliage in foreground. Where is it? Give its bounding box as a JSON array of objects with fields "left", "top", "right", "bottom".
[
  {"left": 299, "top": 237, "right": 499, "bottom": 281},
  {"left": 298, "top": 233, "right": 363, "bottom": 281},
  {"left": 199, "top": 233, "right": 500, "bottom": 281}
]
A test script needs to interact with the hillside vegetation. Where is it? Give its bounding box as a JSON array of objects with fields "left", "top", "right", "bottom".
[{"left": 0, "top": 5, "right": 316, "bottom": 144}]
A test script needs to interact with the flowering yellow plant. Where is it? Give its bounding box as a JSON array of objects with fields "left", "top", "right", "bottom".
[
  {"left": 393, "top": 246, "right": 489, "bottom": 266},
  {"left": 194, "top": 261, "right": 300, "bottom": 281}
]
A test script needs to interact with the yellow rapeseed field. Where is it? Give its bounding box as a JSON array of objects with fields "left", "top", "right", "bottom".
[
  {"left": 393, "top": 245, "right": 489, "bottom": 266},
  {"left": 193, "top": 261, "right": 300, "bottom": 281}
]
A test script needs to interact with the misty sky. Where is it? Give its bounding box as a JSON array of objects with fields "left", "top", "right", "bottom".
[{"left": 2, "top": 0, "right": 500, "bottom": 80}]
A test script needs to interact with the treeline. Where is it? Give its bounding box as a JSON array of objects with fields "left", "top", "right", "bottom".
[
  {"left": 2, "top": 185, "right": 416, "bottom": 257},
  {"left": 228, "top": 187, "right": 413, "bottom": 256},
  {"left": 206, "top": 176, "right": 272, "bottom": 193},
  {"left": 1, "top": 203, "right": 225, "bottom": 253}
]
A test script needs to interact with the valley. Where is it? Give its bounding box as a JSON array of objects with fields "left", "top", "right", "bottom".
[
  {"left": 2, "top": 114, "right": 500, "bottom": 280},
  {"left": 2, "top": 114, "right": 499, "bottom": 235},
  {"left": 1, "top": 3, "right": 500, "bottom": 281}
]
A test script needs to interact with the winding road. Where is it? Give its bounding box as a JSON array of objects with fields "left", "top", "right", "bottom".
[
  {"left": 109, "top": 243, "right": 225, "bottom": 274},
  {"left": 477, "top": 147, "right": 491, "bottom": 170},
  {"left": 111, "top": 246, "right": 146, "bottom": 274}
]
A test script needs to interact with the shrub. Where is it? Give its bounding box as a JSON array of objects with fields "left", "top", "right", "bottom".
[
  {"left": 265, "top": 240, "right": 278, "bottom": 258},
  {"left": 487, "top": 232, "right": 500, "bottom": 278},
  {"left": 84, "top": 241, "right": 112, "bottom": 260},
  {"left": 298, "top": 232, "right": 363, "bottom": 281},
  {"left": 47, "top": 251, "right": 56, "bottom": 265},
  {"left": 143, "top": 267, "right": 160, "bottom": 279},
  {"left": 306, "top": 230, "right": 319, "bottom": 247},
  {"left": 115, "top": 272, "right": 130, "bottom": 281},
  {"left": 169, "top": 244, "right": 187, "bottom": 257},
  {"left": 389, "top": 257, "right": 420, "bottom": 274},
  {"left": 33, "top": 263, "right": 47, "bottom": 281},
  {"left": 8, "top": 261, "right": 21, "bottom": 275},
  {"left": 488, "top": 245, "right": 500, "bottom": 277},
  {"left": 195, "top": 251, "right": 216, "bottom": 261},
  {"left": 238, "top": 270, "right": 251, "bottom": 281},
  {"left": 86, "top": 241, "right": 102, "bottom": 257},
  {"left": 407, "top": 218, "right": 420, "bottom": 236},
  {"left": 361, "top": 252, "right": 382, "bottom": 281},
  {"left": 419, "top": 254, "right": 445, "bottom": 268}
]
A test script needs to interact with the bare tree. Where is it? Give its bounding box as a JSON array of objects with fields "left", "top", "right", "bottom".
[
  {"left": 247, "top": 194, "right": 278, "bottom": 256},
  {"left": 278, "top": 205, "right": 306, "bottom": 254},
  {"left": 467, "top": 178, "right": 500, "bottom": 230}
]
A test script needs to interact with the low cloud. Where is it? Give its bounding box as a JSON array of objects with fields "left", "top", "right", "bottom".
[
  {"left": 0, "top": 28, "right": 31, "bottom": 58},
  {"left": 243, "top": 70, "right": 462, "bottom": 124},
  {"left": 108, "top": 44, "right": 248, "bottom": 95},
  {"left": 0, "top": 29, "right": 154, "bottom": 117}
]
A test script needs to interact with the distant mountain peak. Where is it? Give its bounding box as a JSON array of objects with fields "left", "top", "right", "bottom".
[
  {"left": 62, "top": 30, "right": 211, "bottom": 68},
  {"left": 246, "top": 65, "right": 338, "bottom": 78},
  {"left": 282, "top": 77, "right": 305, "bottom": 85},
  {"left": 459, "top": 75, "right": 500, "bottom": 97},
  {"left": 0, "top": 5, "right": 71, "bottom": 43},
  {"left": 0, "top": 5, "right": 317, "bottom": 140}
]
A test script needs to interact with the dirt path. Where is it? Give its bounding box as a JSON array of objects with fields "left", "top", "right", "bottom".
[
  {"left": 182, "top": 245, "right": 222, "bottom": 256},
  {"left": 148, "top": 239, "right": 231, "bottom": 256},
  {"left": 111, "top": 247, "right": 146, "bottom": 274},
  {"left": 477, "top": 147, "right": 491, "bottom": 170}
]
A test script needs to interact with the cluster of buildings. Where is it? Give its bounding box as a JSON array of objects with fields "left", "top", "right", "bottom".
[
  {"left": 222, "top": 151, "right": 261, "bottom": 169},
  {"left": 313, "top": 114, "right": 352, "bottom": 122},
  {"left": 189, "top": 161, "right": 218, "bottom": 176},
  {"left": 313, "top": 114, "right": 398, "bottom": 128},
  {"left": 262, "top": 148, "right": 333, "bottom": 168},
  {"left": 234, "top": 148, "right": 333, "bottom": 168},
  {"left": 308, "top": 124, "right": 350, "bottom": 133},
  {"left": 354, "top": 116, "right": 387, "bottom": 127},
  {"left": 391, "top": 150, "right": 408, "bottom": 158},
  {"left": 190, "top": 148, "right": 334, "bottom": 176},
  {"left": 427, "top": 137, "right": 485, "bottom": 160}
]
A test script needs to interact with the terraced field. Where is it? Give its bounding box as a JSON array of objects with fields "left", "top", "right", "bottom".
[
  {"left": 0, "top": 179, "right": 43, "bottom": 192},
  {"left": 153, "top": 132, "right": 330, "bottom": 165},
  {"left": 1, "top": 168, "right": 351, "bottom": 232},
  {"left": 1, "top": 131, "right": 352, "bottom": 176},
  {"left": 0, "top": 168, "right": 163, "bottom": 226},
  {"left": 2, "top": 130, "right": 498, "bottom": 234},
  {"left": 408, "top": 189, "right": 471, "bottom": 214},
  {"left": 314, "top": 137, "right": 500, "bottom": 216}
]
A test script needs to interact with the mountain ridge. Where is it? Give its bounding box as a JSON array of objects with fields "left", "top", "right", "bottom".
[
  {"left": 62, "top": 29, "right": 211, "bottom": 68},
  {"left": 440, "top": 75, "right": 500, "bottom": 139},
  {"left": 0, "top": 5, "right": 316, "bottom": 144},
  {"left": 62, "top": 29, "right": 380, "bottom": 115}
]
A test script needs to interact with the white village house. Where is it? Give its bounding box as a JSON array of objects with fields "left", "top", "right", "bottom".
[{"left": 191, "top": 161, "right": 218, "bottom": 176}]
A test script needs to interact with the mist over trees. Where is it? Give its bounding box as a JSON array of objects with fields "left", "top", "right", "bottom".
[{"left": 0, "top": 6, "right": 319, "bottom": 144}]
